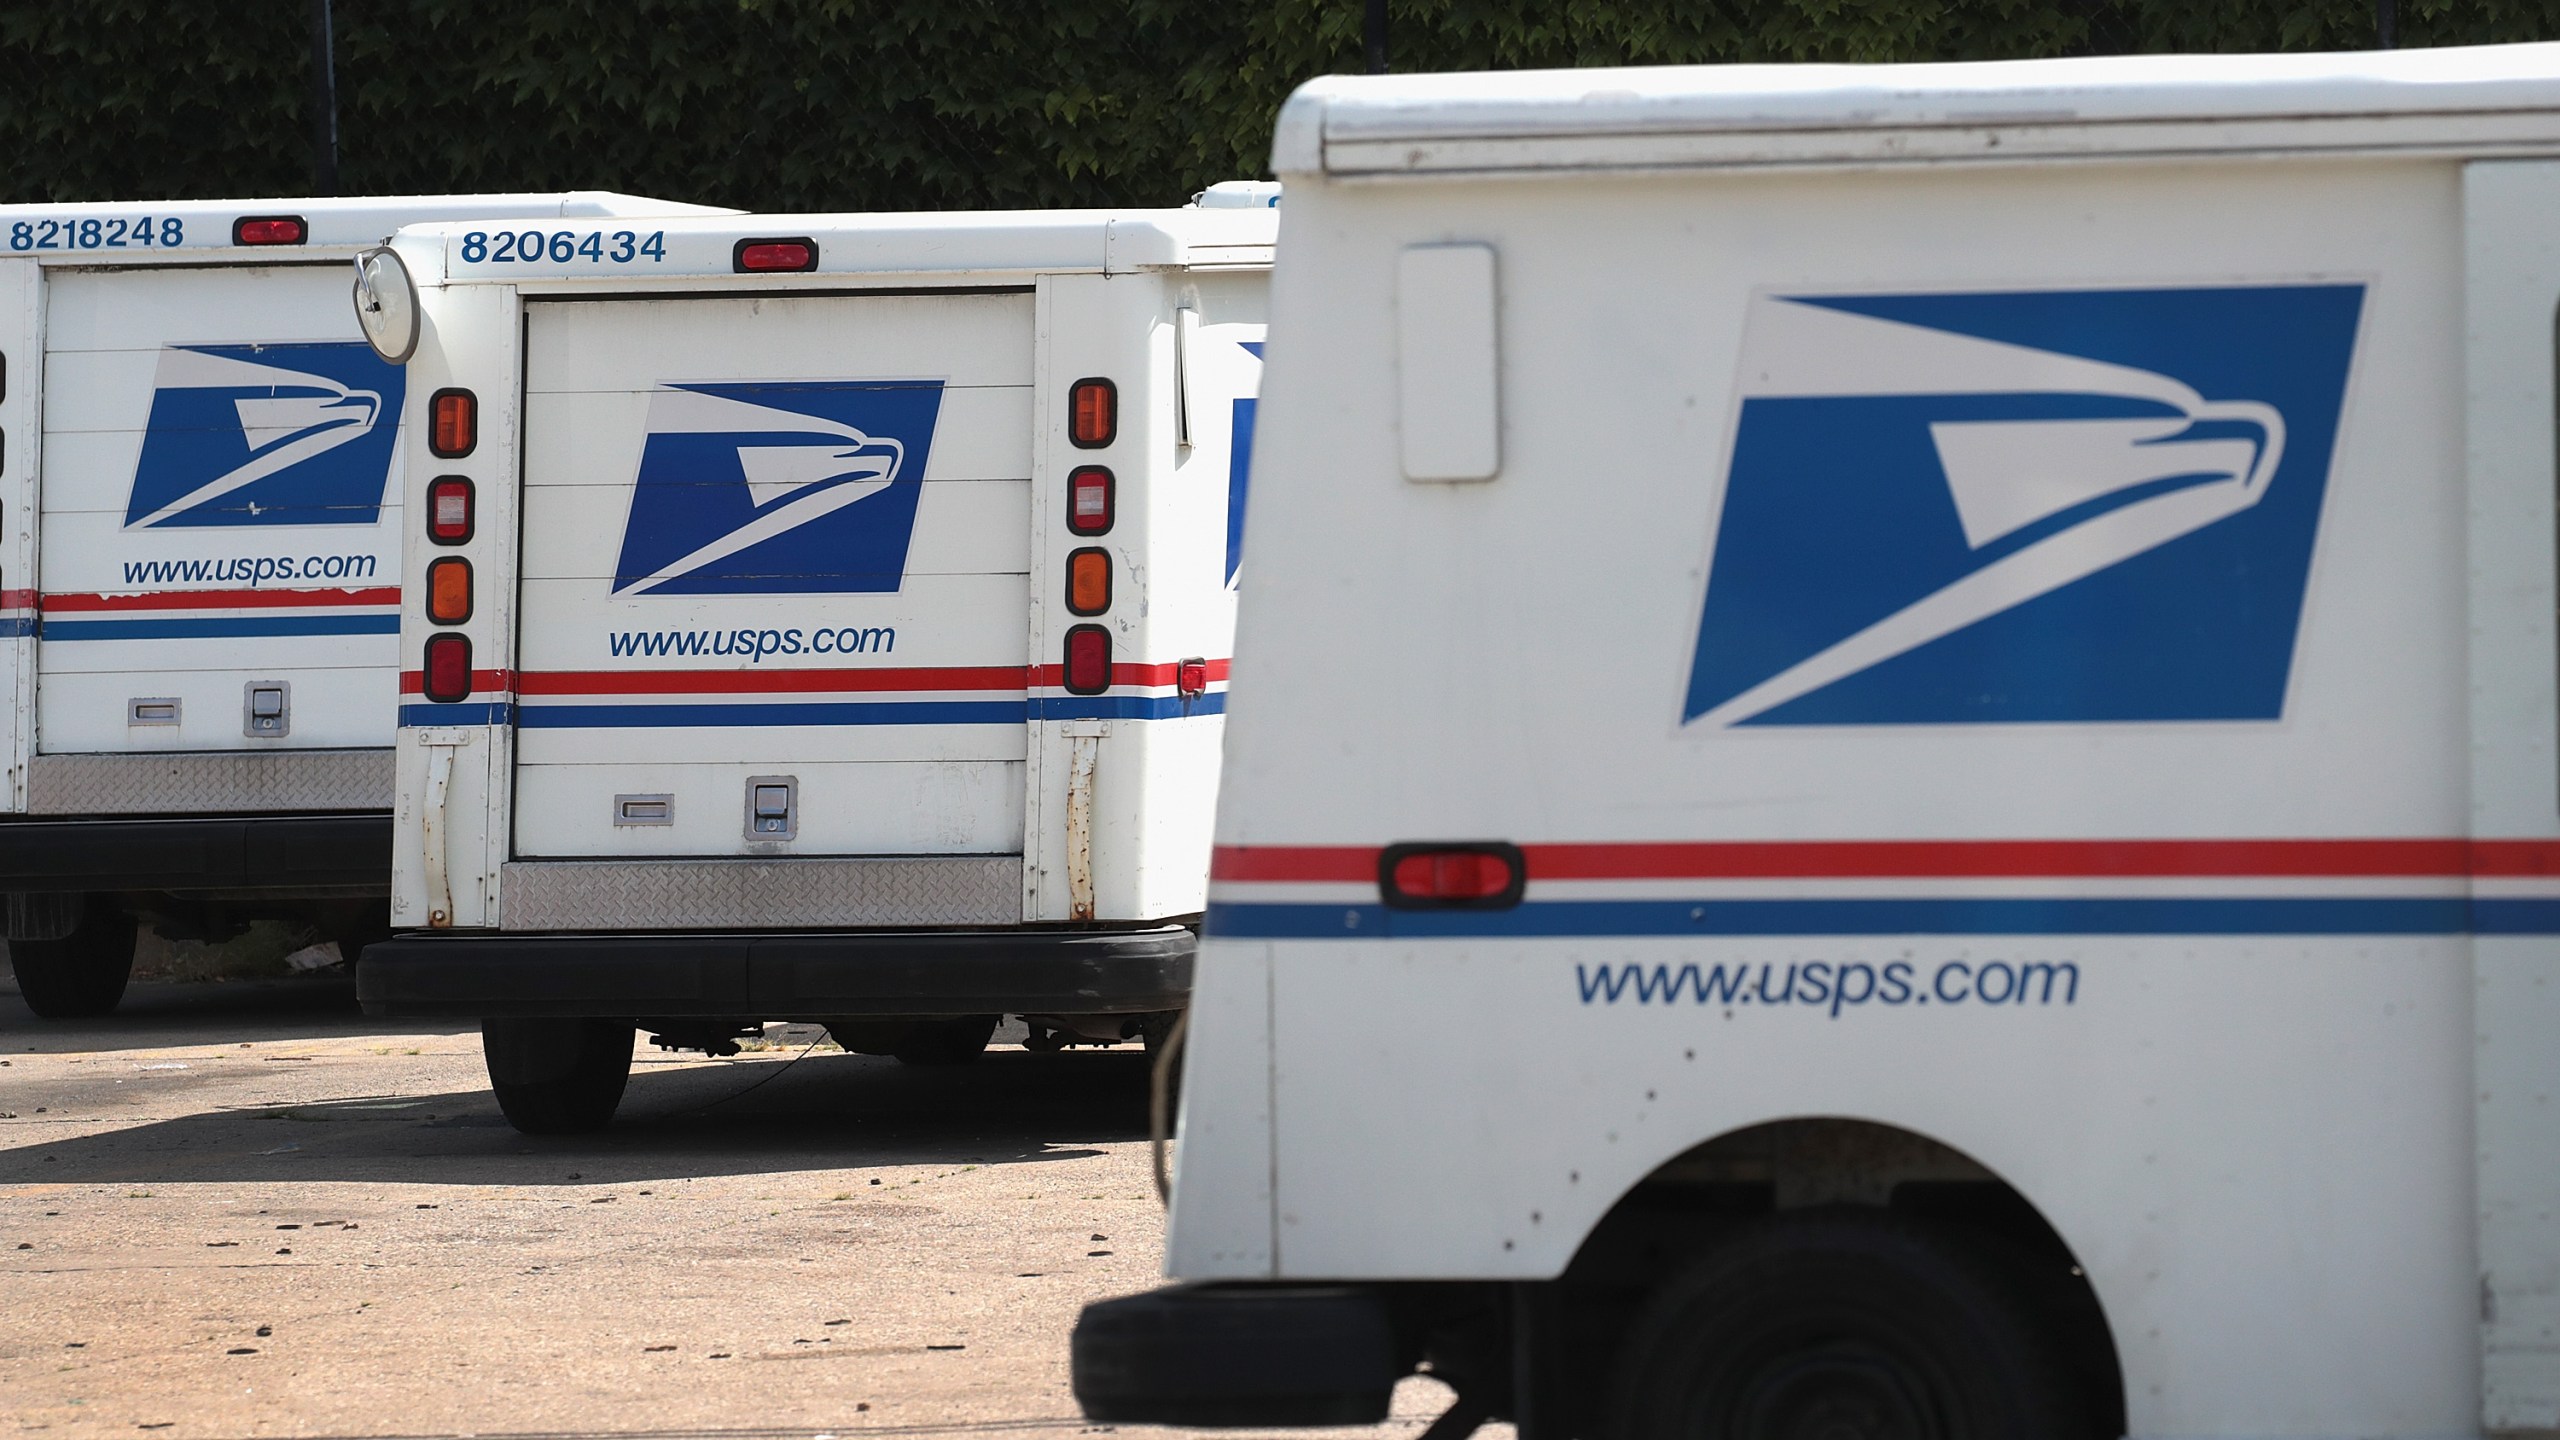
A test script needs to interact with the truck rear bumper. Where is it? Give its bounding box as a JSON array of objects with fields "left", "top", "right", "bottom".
[
  {"left": 356, "top": 925, "right": 1195, "bottom": 1019},
  {"left": 0, "top": 814, "right": 391, "bottom": 896},
  {"left": 1073, "top": 1284, "right": 1403, "bottom": 1427}
]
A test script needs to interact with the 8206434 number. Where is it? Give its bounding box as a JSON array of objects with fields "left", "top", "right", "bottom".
[{"left": 458, "top": 230, "right": 667, "bottom": 266}]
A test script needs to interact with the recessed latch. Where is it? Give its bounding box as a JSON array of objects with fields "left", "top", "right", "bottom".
[
  {"left": 614, "top": 793, "right": 672, "bottom": 827},
  {"left": 746, "top": 776, "right": 796, "bottom": 841},
  {"left": 127, "top": 697, "right": 179, "bottom": 727},
  {"left": 243, "top": 681, "right": 289, "bottom": 738}
]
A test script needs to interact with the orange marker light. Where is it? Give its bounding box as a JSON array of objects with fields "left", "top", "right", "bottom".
[
  {"left": 1067, "top": 548, "right": 1111, "bottom": 616},
  {"left": 429, "top": 389, "right": 476, "bottom": 458},
  {"left": 426, "top": 556, "right": 472, "bottom": 624}
]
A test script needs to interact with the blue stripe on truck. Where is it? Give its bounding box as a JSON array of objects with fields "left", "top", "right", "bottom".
[
  {"left": 506, "top": 693, "right": 1227, "bottom": 728},
  {"left": 45, "top": 615, "right": 401, "bottom": 640},
  {"left": 1206, "top": 896, "right": 2560, "bottom": 938}
]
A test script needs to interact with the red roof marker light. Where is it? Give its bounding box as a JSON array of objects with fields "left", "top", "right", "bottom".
[
  {"left": 233, "top": 216, "right": 307, "bottom": 246},
  {"left": 733, "top": 238, "right": 817, "bottom": 273}
]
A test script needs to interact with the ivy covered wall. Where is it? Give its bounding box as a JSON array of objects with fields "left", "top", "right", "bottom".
[{"left": 1, "top": 2, "right": 2552, "bottom": 211}]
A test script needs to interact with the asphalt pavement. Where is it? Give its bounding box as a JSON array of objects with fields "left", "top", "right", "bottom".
[{"left": 0, "top": 966, "right": 1467, "bottom": 1440}]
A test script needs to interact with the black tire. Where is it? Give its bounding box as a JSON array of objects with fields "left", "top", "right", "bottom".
[
  {"left": 8, "top": 899, "right": 137, "bottom": 1020},
  {"left": 480, "top": 1018, "right": 634, "bottom": 1134},
  {"left": 1604, "top": 1208, "right": 2089, "bottom": 1440},
  {"left": 890, "top": 1014, "right": 999, "bottom": 1066}
]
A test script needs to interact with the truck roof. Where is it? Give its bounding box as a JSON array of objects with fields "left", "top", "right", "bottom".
[
  {"left": 1274, "top": 41, "right": 2560, "bottom": 176},
  {"left": 396, "top": 205, "right": 1278, "bottom": 286},
  {"left": 0, "top": 192, "right": 731, "bottom": 262}
]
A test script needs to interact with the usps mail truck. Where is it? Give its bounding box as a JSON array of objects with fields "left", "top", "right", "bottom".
[
  {"left": 0, "top": 193, "right": 723, "bottom": 1018},
  {"left": 353, "top": 196, "right": 1273, "bottom": 1133},
  {"left": 1074, "top": 46, "right": 2560, "bottom": 1440}
]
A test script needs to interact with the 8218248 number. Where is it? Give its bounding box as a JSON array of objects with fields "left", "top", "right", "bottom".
[{"left": 7, "top": 217, "right": 184, "bottom": 252}]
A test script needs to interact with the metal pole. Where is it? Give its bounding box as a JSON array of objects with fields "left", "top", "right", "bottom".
[
  {"left": 310, "top": 0, "right": 339, "bottom": 194},
  {"left": 2375, "top": 0, "right": 2397, "bottom": 49},
  {"left": 1365, "top": 0, "right": 1387, "bottom": 74}
]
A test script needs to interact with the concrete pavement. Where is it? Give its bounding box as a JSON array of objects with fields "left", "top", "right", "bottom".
[{"left": 0, "top": 971, "right": 1468, "bottom": 1440}]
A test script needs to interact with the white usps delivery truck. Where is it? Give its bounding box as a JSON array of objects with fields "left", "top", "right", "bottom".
[
  {"left": 0, "top": 193, "right": 720, "bottom": 1018},
  {"left": 352, "top": 196, "right": 1274, "bottom": 1133},
  {"left": 1074, "top": 45, "right": 2560, "bottom": 1440}
]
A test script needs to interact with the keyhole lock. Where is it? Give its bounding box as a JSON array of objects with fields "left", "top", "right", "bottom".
[
  {"left": 746, "top": 776, "right": 797, "bottom": 841},
  {"left": 243, "top": 681, "right": 290, "bottom": 738}
]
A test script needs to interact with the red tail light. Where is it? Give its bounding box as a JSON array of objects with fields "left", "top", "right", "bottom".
[
  {"left": 1069, "top": 378, "right": 1116, "bottom": 448},
  {"left": 429, "top": 389, "right": 477, "bottom": 458},
  {"left": 1176, "top": 658, "right": 1207, "bottom": 697},
  {"left": 1380, "top": 843, "right": 1526, "bottom": 910},
  {"left": 734, "top": 238, "right": 817, "bottom": 273},
  {"left": 426, "top": 477, "right": 474, "bottom": 544},
  {"left": 233, "top": 215, "right": 307, "bottom": 246},
  {"left": 1067, "top": 466, "right": 1113, "bottom": 536},
  {"left": 422, "top": 633, "right": 473, "bottom": 704},
  {"left": 1064, "top": 625, "right": 1111, "bottom": 696}
]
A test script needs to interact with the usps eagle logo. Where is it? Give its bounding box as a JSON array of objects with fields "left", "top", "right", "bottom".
[
  {"left": 610, "top": 381, "right": 945, "bottom": 596},
  {"left": 1684, "top": 284, "right": 2366, "bottom": 726},
  {"left": 123, "top": 342, "right": 403, "bottom": 529}
]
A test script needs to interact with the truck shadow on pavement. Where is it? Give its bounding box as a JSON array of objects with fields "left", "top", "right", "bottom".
[
  {"left": 0, "top": 971, "right": 416, "bottom": 1054},
  {"left": 0, "top": 1045, "right": 1148, "bottom": 1189}
]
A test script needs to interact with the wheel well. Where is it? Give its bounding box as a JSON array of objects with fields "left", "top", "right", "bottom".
[{"left": 1553, "top": 1116, "right": 2126, "bottom": 1438}]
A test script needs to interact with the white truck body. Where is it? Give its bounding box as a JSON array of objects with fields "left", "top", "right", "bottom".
[
  {"left": 0, "top": 193, "right": 721, "bottom": 1018},
  {"left": 1088, "top": 44, "right": 2560, "bottom": 1440},
  {"left": 357, "top": 201, "right": 1272, "bottom": 1127}
]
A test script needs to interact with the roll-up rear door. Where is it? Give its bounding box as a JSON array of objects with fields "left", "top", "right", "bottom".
[
  {"left": 38, "top": 265, "right": 405, "bottom": 755},
  {"left": 513, "top": 292, "right": 1034, "bottom": 858}
]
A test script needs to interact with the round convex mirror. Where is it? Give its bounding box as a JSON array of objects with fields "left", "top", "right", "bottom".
[{"left": 351, "top": 246, "right": 420, "bottom": 364}]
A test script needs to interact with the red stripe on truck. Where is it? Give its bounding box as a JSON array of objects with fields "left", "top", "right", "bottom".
[
  {"left": 1033, "top": 658, "right": 1233, "bottom": 689},
  {"left": 399, "top": 668, "right": 514, "bottom": 695},
  {"left": 43, "top": 586, "right": 399, "bottom": 611},
  {"left": 520, "top": 665, "right": 1029, "bottom": 695}
]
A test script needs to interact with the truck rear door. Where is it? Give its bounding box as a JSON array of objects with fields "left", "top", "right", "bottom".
[
  {"left": 35, "top": 264, "right": 403, "bottom": 767},
  {"left": 511, "top": 292, "right": 1033, "bottom": 859}
]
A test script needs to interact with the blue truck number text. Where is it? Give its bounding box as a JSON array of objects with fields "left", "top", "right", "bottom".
[
  {"left": 459, "top": 230, "right": 666, "bottom": 266},
  {"left": 8, "top": 217, "right": 185, "bottom": 252}
]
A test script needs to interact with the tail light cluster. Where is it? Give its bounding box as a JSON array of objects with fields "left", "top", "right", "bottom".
[
  {"left": 1061, "top": 378, "right": 1118, "bottom": 693},
  {"left": 421, "top": 391, "right": 480, "bottom": 704}
]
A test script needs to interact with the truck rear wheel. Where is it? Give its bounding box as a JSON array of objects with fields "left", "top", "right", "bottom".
[
  {"left": 480, "top": 1018, "right": 634, "bottom": 1134},
  {"left": 1603, "top": 1209, "right": 2087, "bottom": 1440},
  {"left": 8, "top": 899, "right": 137, "bottom": 1020}
]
